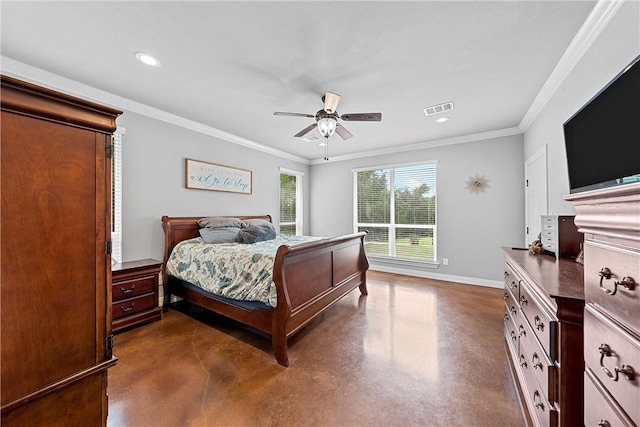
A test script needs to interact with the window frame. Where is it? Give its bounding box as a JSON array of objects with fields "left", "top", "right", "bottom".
[
  {"left": 111, "top": 127, "right": 124, "bottom": 264},
  {"left": 279, "top": 167, "right": 304, "bottom": 236},
  {"left": 353, "top": 160, "right": 438, "bottom": 264}
]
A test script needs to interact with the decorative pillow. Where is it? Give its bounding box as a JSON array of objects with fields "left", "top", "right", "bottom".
[
  {"left": 237, "top": 225, "right": 276, "bottom": 244},
  {"left": 197, "top": 216, "right": 243, "bottom": 229},
  {"left": 199, "top": 226, "right": 241, "bottom": 244},
  {"left": 241, "top": 218, "right": 275, "bottom": 230}
]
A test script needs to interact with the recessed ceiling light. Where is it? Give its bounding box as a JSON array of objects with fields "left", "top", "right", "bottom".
[
  {"left": 435, "top": 117, "right": 450, "bottom": 123},
  {"left": 135, "top": 52, "right": 161, "bottom": 67}
]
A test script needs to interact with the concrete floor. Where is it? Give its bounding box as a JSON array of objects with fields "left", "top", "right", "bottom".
[{"left": 107, "top": 271, "right": 525, "bottom": 427}]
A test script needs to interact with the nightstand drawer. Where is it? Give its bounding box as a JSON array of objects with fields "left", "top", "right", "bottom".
[
  {"left": 112, "top": 293, "right": 157, "bottom": 320},
  {"left": 112, "top": 275, "right": 156, "bottom": 300}
]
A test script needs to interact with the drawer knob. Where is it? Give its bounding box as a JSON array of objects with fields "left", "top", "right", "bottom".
[
  {"left": 120, "top": 302, "right": 135, "bottom": 313},
  {"left": 599, "top": 268, "right": 636, "bottom": 296},
  {"left": 597, "top": 420, "right": 610, "bottom": 427},
  {"left": 120, "top": 284, "right": 136, "bottom": 294},
  {"left": 599, "top": 343, "right": 636, "bottom": 381}
]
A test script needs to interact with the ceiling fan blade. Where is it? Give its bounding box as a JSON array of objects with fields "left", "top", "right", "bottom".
[
  {"left": 335, "top": 123, "right": 353, "bottom": 140},
  {"left": 274, "top": 112, "right": 315, "bottom": 118},
  {"left": 323, "top": 92, "right": 341, "bottom": 114},
  {"left": 294, "top": 123, "right": 317, "bottom": 138},
  {"left": 340, "top": 112, "right": 382, "bottom": 122}
]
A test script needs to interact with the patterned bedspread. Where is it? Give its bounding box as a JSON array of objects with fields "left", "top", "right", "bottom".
[{"left": 166, "top": 235, "right": 322, "bottom": 307}]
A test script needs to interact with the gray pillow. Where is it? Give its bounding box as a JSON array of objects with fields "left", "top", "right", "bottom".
[
  {"left": 241, "top": 218, "right": 275, "bottom": 230},
  {"left": 237, "top": 225, "right": 276, "bottom": 244},
  {"left": 197, "top": 216, "right": 243, "bottom": 229},
  {"left": 199, "top": 226, "right": 240, "bottom": 244}
]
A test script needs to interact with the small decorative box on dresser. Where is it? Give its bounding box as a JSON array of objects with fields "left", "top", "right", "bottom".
[
  {"left": 112, "top": 259, "right": 163, "bottom": 332},
  {"left": 565, "top": 183, "right": 640, "bottom": 427},
  {"left": 541, "top": 215, "right": 583, "bottom": 260},
  {"left": 503, "top": 248, "right": 585, "bottom": 427}
]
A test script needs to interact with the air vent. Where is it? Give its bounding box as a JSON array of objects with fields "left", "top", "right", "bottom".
[
  {"left": 423, "top": 101, "right": 454, "bottom": 116},
  {"left": 301, "top": 134, "right": 321, "bottom": 142}
]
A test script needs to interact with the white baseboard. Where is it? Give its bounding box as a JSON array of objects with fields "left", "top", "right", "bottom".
[{"left": 369, "top": 263, "right": 503, "bottom": 289}]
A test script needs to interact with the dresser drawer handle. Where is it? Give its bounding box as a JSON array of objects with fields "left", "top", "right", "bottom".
[
  {"left": 518, "top": 324, "right": 527, "bottom": 338},
  {"left": 532, "top": 352, "right": 544, "bottom": 371},
  {"left": 597, "top": 420, "right": 610, "bottom": 427},
  {"left": 504, "top": 313, "right": 509, "bottom": 322},
  {"left": 510, "top": 331, "right": 517, "bottom": 341},
  {"left": 519, "top": 294, "right": 528, "bottom": 305},
  {"left": 533, "top": 390, "right": 544, "bottom": 411},
  {"left": 119, "top": 302, "right": 135, "bottom": 313},
  {"left": 510, "top": 306, "right": 517, "bottom": 315},
  {"left": 533, "top": 315, "right": 545, "bottom": 332},
  {"left": 599, "top": 344, "right": 636, "bottom": 381},
  {"left": 519, "top": 354, "right": 528, "bottom": 368},
  {"left": 599, "top": 268, "right": 636, "bottom": 296},
  {"left": 504, "top": 292, "right": 509, "bottom": 300},
  {"left": 120, "top": 284, "right": 136, "bottom": 294}
]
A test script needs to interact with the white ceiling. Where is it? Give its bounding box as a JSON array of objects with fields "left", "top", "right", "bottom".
[{"left": 1, "top": 1, "right": 597, "bottom": 162}]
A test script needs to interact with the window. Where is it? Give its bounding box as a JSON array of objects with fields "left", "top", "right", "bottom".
[
  {"left": 279, "top": 168, "right": 304, "bottom": 236},
  {"left": 354, "top": 161, "right": 437, "bottom": 262},
  {"left": 111, "top": 128, "right": 124, "bottom": 264}
]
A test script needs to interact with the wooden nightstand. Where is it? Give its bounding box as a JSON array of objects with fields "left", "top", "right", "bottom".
[{"left": 112, "top": 259, "right": 163, "bottom": 332}]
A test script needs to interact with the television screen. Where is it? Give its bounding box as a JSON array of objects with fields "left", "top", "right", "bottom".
[{"left": 563, "top": 55, "right": 640, "bottom": 194}]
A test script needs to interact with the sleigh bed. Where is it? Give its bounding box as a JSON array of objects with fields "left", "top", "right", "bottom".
[{"left": 161, "top": 215, "right": 369, "bottom": 367}]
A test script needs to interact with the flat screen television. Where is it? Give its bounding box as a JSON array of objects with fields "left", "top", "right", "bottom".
[{"left": 563, "top": 54, "right": 640, "bottom": 194}]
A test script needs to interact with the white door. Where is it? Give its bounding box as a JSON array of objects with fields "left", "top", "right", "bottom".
[{"left": 525, "top": 145, "right": 548, "bottom": 246}]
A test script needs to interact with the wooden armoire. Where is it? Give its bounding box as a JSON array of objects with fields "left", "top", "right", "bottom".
[{"left": 1, "top": 76, "right": 122, "bottom": 426}]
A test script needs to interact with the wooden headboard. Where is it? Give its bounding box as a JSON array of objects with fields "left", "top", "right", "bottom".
[{"left": 161, "top": 215, "right": 272, "bottom": 271}]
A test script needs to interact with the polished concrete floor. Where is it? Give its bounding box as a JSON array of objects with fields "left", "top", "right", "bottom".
[{"left": 107, "top": 271, "right": 525, "bottom": 427}]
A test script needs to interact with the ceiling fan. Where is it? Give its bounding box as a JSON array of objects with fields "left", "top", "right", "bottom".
[{"left": 273, "top": 91, "right": 382, "bottom": 141}]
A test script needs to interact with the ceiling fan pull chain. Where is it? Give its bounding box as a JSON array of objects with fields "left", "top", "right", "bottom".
[{"left": 324, "top": 138, "right": 329, "bottom": 161}]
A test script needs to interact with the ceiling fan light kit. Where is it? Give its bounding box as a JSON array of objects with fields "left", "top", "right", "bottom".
[{"left": 273, "top": 91, "right": 382, "bottom": 160}]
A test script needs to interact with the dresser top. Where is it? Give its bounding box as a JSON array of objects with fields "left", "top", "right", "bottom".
[{"left": 503, "top": 248, "right": 585, "bottom": 302}]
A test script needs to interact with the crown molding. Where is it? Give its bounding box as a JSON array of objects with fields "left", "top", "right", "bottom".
[
  {"left": 0, "top": 56, "right": 310, "bottom": 165},
  {"left": 310, "top": 126, "right": 523, "bottom": 165},
  {"left": 519, "top": 0, "right": 625, "bottom": 132}
]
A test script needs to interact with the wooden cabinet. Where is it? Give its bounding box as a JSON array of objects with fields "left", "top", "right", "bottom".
[
  {"left": 112, "top": 259, "right": 163, "bottom": 332},
  {"left": 565, "top": 183, "right": 640, "bottom": 427},
  {"left": 1, "top": 76, "right": 121, "bottom": 426},
  {"left": 503, "top": 248, "right": 584, "bottom": 427},
  {"left": 540, "top": 215, "right": 582, "bottom": 260}
]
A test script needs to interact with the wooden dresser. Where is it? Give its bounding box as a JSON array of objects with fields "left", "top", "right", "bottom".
[
  {"left": 565, "top": 183, "right": 639, "bottom": 427},
  {"left": 503, "top": 248, "right": 585, "bottom": 427},
  {"left": 112, "top": 259, "right": 163, "bottom": 332},
  {"left": 1, "top": 76, "right": 121, "bottom": 426}
]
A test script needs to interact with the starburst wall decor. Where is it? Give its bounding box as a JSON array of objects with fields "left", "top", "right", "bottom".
[{"left": 465, "top": 174, "right": 490, "bottom": 194}]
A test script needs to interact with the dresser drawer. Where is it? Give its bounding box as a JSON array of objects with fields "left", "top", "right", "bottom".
[
  {"left": 522, "top": 374, "right": 558, "bottom": 427},
  {"left": 584, "top": 369, "right": 636, "bottom": 427},
  {"left": 112, "top": 275, "right": 156, "bottom": 301},
  {"left": 519, "top": 318, "right": 556, "bottom": 403},
  {"left": 504, "top": 262, "right": 521, "bottom": 299},
  {"left": 112, "top": 293, "right": 157, "bottom": 320},
  {"left": 584, "top": 305, "right": 640, "bottom": 426},
  {"left": 584, "top": 241, "right": 639, "bottom": 332},
  {"left": 519, "top": 281, "right": 558, "bottom": 361}
]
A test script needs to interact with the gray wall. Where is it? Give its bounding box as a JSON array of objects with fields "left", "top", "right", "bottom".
[
  {"left": 117, "top": 111, "right": 310, "bottom": 262},
  {"left": 524, "top": 0, "right": 639, "bottom": 215},
  {"left": 310, "top": 134, "right": 525, "bottom": 285}
]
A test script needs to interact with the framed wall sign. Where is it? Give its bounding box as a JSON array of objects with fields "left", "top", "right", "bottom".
[{"left": 185, "top": 158, "right": 252, "bottom": 194}]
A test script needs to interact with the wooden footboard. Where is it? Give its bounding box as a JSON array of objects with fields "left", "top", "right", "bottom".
[{"left": 161, "top": 216, "right": 369, "bottom": 367}]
